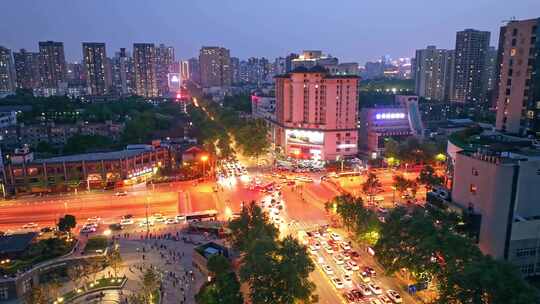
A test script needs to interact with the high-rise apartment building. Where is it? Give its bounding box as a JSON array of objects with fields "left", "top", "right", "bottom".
[
  {"left": 273, "top": 57, "right": 287, "bottom": 76},
  {"left": 187, "top": 58, "right": 200, "bottom": 84},
  {"left": 82, "top": 42, "right": 108, "bottom": 95},
  {"left": 13, "top": 49, "right": 40, "bottom": 90},
  {"left": 199, "top": 47, "right": 231, "bottom": 88},
  {"left": 495, "top": 18, "right": 540, "bottom": 136},
  {"left": 0, "top": 46, "right": 16, "bottom": 93},
  {"left": 285, "top": 53, "right": 299, "bottom": 73},
  {"left": 483, "top": 46, "right": 498, "bottom": 99},
  {"left": 180, "top": 60, "right": 190, "bottom": 83},
  {"left": 111, "top": 48, "right": 134, "bottom": 95},
  {"left": 451, "top": 29, "right": 491, "bottom": 104},
  {"left": 230, "top": 57, "right": 240, "bottom": 84},
  {"left": 414, "top": 46, "right": 454, "bottom": 101},
  {"left": 133, "top": 43, "right": 158, "bottom": 98},
  {"left": 38, "top": 41, "right": 67, "bottom": 89},
  {"left": 274, "top": 66, "right": 359, "bottom": 160},
  {"left": 156, "top": 44, "right": 175, "bottom": 96}
]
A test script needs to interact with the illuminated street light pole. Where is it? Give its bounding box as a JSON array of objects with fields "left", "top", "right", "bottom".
[{"left": 200, "top": 155, "right": 209, "bottom": 178}]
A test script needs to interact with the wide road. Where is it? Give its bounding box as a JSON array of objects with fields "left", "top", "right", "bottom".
[{"left": 0, "top": 178, "right": 263, "bottom": 232}]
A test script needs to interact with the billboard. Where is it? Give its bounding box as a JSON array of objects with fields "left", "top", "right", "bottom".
[
  {"left": 285, "top": 129, "right": 324, "bottom": 145},
  {"left": 168, "top": 73, "right": 181, "bottom": 91}
]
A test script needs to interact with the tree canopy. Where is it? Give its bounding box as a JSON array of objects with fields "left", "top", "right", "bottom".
[{"left": 228, "top": 201, "right": 317, "bottom": 304}]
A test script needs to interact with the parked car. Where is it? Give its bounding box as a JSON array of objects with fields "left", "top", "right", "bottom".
[{"left": 386, "top": 290, "right": 403, "bottom": 303}]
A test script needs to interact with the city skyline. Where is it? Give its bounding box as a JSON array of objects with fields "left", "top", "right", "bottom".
[{"left": 1, "top": 1, "right": 539, "bottom": 63}]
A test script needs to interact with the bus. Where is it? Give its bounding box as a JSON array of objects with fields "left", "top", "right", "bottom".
[{"left": 185, "top": 210, "right": 218, "bottom": 222}]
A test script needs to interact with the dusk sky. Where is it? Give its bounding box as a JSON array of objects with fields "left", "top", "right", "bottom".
[{"left": 1, "top": 0, "right": 539, "bottom": 63}]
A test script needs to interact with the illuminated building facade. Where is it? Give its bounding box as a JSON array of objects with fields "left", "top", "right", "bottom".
[
  {"left": 133, "top": 43, "right": 158, "bottom": 97},
  {"left": 495, "top": 18, "right": 540, "bottom": 137},
  {"left": 199, "top": 47, "right": 231, "bottom": 88},
  {"left": 38, "top": 41, "right": 67, "bottom": 89},
  {"left": 359, "top": 95, "right": 424, "bottom": 158},
  {"left": 274, "top": 66, "right": 359, "bottom": 161},
  {"left": 82, "top": 42, "right": 108, "bottom": 95}
]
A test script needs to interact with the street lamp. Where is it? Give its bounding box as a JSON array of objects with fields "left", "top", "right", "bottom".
[
  {"left": 200, "top": 155, "right": 209, "bottom": 177},
  {"left": 391, "top": 186, "right": 396, "bottom": 205}
]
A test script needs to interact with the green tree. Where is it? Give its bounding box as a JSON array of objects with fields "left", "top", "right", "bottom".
[
  {"left": 106, "top": 247, "right": 123, "bottom": 277},
  {"left": 326, "top": 195, "right": 381, "bottom": 245},
  {"left": 207, "top": 254, "right": 231, "bottom": 275},
  {"left": 417, "top": 165, "right": 443, "bottom": 190},
  {"left": 24, "top": 285, "right": 49, "bottom": 304},
  {"left": 140, "top": 268, "right": 160, "bottom": 303},
  {"left": 228, "top": 201, "right": 278, "bottom": 252},
  {"left": 229, "top": 201, "right": 317, "bottom": 304},
  {"left": 63, "top": 134, "right": 113, "bottom": 155},
  {"left": 57, "top": 214, "right": 76, "bottom": 234},
  {"left": 196, "top": 255, "right": 243, "bottom": 304},
  {"left": 383, "top": 138, "right": 400, "bottom": 159},
  {"left": 362, "top": 172, "right": 382, "bottom": 202}
]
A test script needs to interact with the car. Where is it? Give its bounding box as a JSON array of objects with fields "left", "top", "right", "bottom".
[
  {"left": 347, "top": 260, "right": 360, "bottom": 271},
  {"left": 368, "top": 282, "right": 383, "bottom": 295},
  {"left": 115, "top": 191, "right": 127, "bottom": 196},
  {"left": 342, "top": 252, "right": 351, "bottom": 261},
  {"left": 122, "top": 214, "right": 133, "bottom": 219},
  {"left": 386, "top": 290, "right": 402, "bottom": 303},
  {"left": 165, "top": 218, "right": 178, "bottom": 224},
  {"left": 331, "top": 277, "right": 344, "bottom": 289},
  {"left": 358, "top": 283, "right": 372, "bottom": 296},
  {"left": 342, "top": 274, "right": 353, "bottom": 286},
  {"left": 364, "top": 266, "right": 376, "bottom": 277},
  {"left": 379, "top": 295, "right": 393, "bottom": 304},
  {"left": 359, "top": 271, "right": 371, "bottom": 282},
  {"left": 308, "top": 246, "right": 318, "bottom": 254},
  {"left": 120, "top": 218, "right": 134, "bottom": 225},
  {"left": 175, "top": 215, "right": 186, "bottom": 222},
  {"left": 351, "top": 289, "right": 364, "bottom": 301},
  {"left": 324, "top": 245, "right": 334, "bottom": 254},
  {"left": 340, "top": 242, "right": 351, "bottom": 251},
  {"left": 152, "top": 214, "right": 165, "bottom": 223},
  {"left": 327, "top": 239, "right": 336, "bottom": 246},
  {"left": 373, "top": 196, "right": 385, "bottom": 203},
  {"left": 22, "top": 223, "right": 38, "bottom": 229},
  {"left": 343, "top": 292, "right": 356, "bottom": 304},
  {"left": 40, "top": 226, "right": 55, "bottom": 233},
  {"left": 333, "top": 254, "right": 344, "bottom": 265},
  {"left": 139, "top": 219, "right": 154, "bottom": 227},
  {"left": 377, "top": 207, "right": 388, "bottom": 214},
  {"left": 330, "top": 232, "right": 342, "bottom": 241},
  {"left": 349, "top": 251, "right": 360, "bottom": 260},
  {"left": 87, "top": 216, "right": 101, "bottom": 223},
  {"left": 321, "top": 264, "right": 333, "bottom": 275},
  {"left": 81, "top": 226, "right": 96, "bottom": 233},
  {"left": 341, "top": 264, "right": 354, "bottom": 275},
  {"left": 83, "top": 222, "right": 98, "bottom": 229}
]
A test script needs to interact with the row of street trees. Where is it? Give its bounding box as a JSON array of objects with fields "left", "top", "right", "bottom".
[
  {"left": 383, "top": 137, "right": 445, "bottom": 166},
  {"left": 188, "top": 97, "right": 270, "bottom": 161},
  {"left": 326, "top": 193, "right": 538, "bottom": 303},
  {"left": 228, "top": 202, "right": 317, "bottom": 304},
  {"left": 375, "top": 207, "right": 538, "bottom": 303}
]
